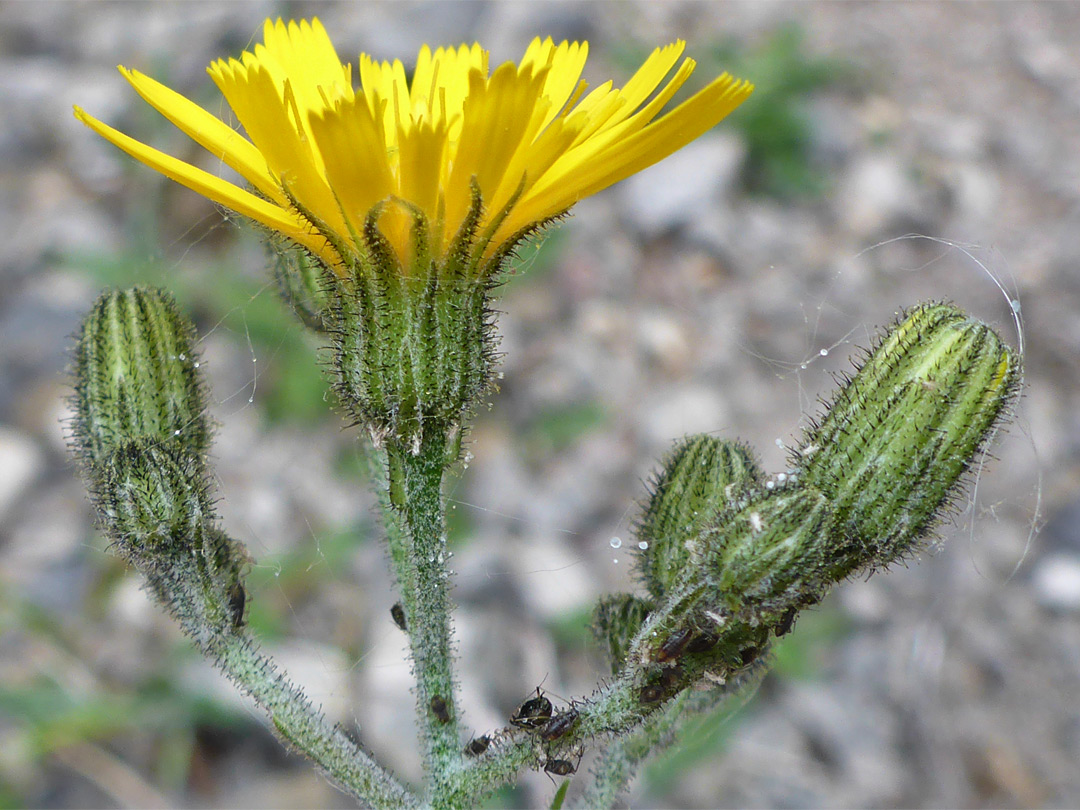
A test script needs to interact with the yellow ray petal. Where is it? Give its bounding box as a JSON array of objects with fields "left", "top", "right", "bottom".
[
  {"left": 537, "top": 40, "right": 589, "bottom": 128},
  {"left": 502, "top": 74, "right": 754, "bottom": 234},
  {"left": 398, "top": 117, "right": 448, "bottom": 226},
  {"left": 119, "top": 66, "right": 282, "bottom": 204},
  {"left": 73, "top": 106, "right": 335, "bottom": 265},
  {"left": 614, "top": 41, "right": 685, "bottom": 116},
  {"left": 308, "top": 95, "right": 396, "bottom": 231},
  {"left": 210, "top": 60, "right": 348, "bottom": 238},
  {"left": 255, "top": 18, "right": 349, "bottom": 116}
]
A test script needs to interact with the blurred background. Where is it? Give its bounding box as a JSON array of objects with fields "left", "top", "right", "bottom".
[{"left": 1, "top": 2, "right": 1077, "bottom": 807}]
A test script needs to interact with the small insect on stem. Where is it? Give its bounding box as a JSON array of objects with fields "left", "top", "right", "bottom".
[
  {"left": 390, "top": 601, "right": 407, "bottom": 632},
  {"left": 656, "top": 627, "right": 694, "bottom": 663},
  {"left": 775, "top": 606, "right": 798, "bottom": 637},
  {"left": 685, "top": 632, "right": 718, "bottom": 654},
  {"left": 639, "top": 665, "right": 682, "bottom": 704},
  {"left": 544, "top": 749, "right": 583, "bottom": 781},
  {"left": 227, "top": 582, "right": 246, "bottom": 629},
  {"left": 510, "top": 687, "right": 553, "bottom": 730},
  {"left": 738, "top": 645, "right": 762, "bottom": 667},
  {"left": 430, "top": 695, "right": 451, "bottom": 724},
  {"left": 539, "top": 710, "right": 579, "bottom": 742},
  {"left": 464, "top": 735, "right": 490, "bottom": 756}
]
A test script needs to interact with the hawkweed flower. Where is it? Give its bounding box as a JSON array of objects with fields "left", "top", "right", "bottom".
[
  {"left": 74, "top": 18, "right": 753, "bottom": 445},
  {"left": 75, "top": 18, "right": 752, "bottom": 275}
]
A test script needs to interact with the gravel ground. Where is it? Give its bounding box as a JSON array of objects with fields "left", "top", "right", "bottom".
[{"left": 1, "top": 2, "right": 1078, "bottom": 808}]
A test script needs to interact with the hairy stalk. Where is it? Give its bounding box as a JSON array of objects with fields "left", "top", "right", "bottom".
[
  {"left": 576, "top": 662, "right": 771, "bottom": 809},
  {"left": 147, "top": 565, "right": 417, "bottom": 809},
  {"left": 383, "top": 435, "right": 463, "bottom": 805}
]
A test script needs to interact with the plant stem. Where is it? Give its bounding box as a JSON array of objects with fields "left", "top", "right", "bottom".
[
  {"left": 383, "top": 434, "right": 463, "bottom": 806},
  {"left": 574, "top": 662, "right": 770, "bottom": 809},
  {"left": 146, "top": 567, "right": 416, "bottom": 808},
  {"left": 209, "top": 632, "right": 418, "bottom": 809}
]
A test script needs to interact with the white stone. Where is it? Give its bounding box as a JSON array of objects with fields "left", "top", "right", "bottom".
[
  {"left": 1031, "top": 554, "right": 1080, "bottom": 612},
  {"left": 0, "top": 428, "right": 45, "bottom": 524},
  {"left": 640, "top": 384, "right": 728, "bottom": 448},
  {"left": 620, "top": 134, "right": 745, "bottom": 235}
]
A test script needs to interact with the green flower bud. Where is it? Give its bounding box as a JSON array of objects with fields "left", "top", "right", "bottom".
[
  {"left": 592, "top": 593, "right": 654, "bottom": 673},
  {"left": 95, "top": 438, "right": 248, "bottom": 631},
  {"left": 637, "top": 436, "right": 762, "bottom": 599},
  {"left": 703, "top": 486, "right": 833, "bottom": 617},
  {"left": 796, "top": 302, "right": 1020, "bottom": 579},
  {"left": 94, "top": 438, "right": 214, "bottom": 556},
  {"left": 329, "top": 199, "right": 495, "bottom": 448},
  {"left": 71, "top": 287, "right": 211, "bottom": 467},
  {"left": 273, "top": 240, "right": 334, "bottom": 333}
]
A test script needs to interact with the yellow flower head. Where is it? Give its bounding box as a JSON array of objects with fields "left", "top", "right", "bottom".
[{"left": 74, "top": 18, "right": 752, "bottom": 275}]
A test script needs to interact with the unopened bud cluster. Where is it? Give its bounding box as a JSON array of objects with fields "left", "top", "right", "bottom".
[
  {"left": 71, "top": 287, "right": 248, "bottom": 633},
  {"left": 594, "top": 302, "right": 1019, "bottom": 699}
]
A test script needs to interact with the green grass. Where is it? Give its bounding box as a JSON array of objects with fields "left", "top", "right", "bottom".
[{"left": 522, "top": 400, "right": 610, "bottom": 459}]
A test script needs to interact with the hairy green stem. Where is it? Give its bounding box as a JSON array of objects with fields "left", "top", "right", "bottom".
[
  {"left": 383, "top": 434, "right": 463, "bottom": 806},
  {"left": 146, "top": 568, "right": 416, "bottom": 809},
  {"left": 575, "top": 662, "right": 770, "bottom": 809}
]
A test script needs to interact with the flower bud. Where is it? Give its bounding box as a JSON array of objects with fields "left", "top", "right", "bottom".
[
  {"left": 95, "top": 438, "right": 248, "bottom": 631},
  {"left": 637, "top": 436, "right": 762, "bottom": 599},
  {"left": 329, "top": 201, "right": 494, "bottom": 448},
  {"left": 592, "top": 594, "right": 654, "bottom": 674},
  {"left": 703, "top": 486, "right": 833, "bottom": 616},
  {"left": 95, "top": 438, "right": 214, "bottom": 556},
  {"left": 273, "top": 240, "right": 334, "bottom": 332},
  {"left": 71, "top": 287, "right": 211, "bottom": 468},
  {"left": 796, "top": 302, "right": 1020, "bottom": 579}
]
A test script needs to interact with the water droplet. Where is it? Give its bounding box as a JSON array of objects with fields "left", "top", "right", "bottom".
[
  {"left": 777, "top": 473, "right": 787, "bottom": 482},
  {"left": 765, "top": 480, "right": 775, "bottom": 490},
  {"left": 819, "top": 348, "right": 829, "bottom": 357},
  {"left": 612, "top": 557, "right": 619, "bottom": 564},
  {"left": 174, "top": 429, "right": 181, "bottom": 436},
  {"left": 247, "top": 396, "right": 254, "bottom": 403},
  {"left": 1010, "top": 299, "right": 1022, "bottom": 313},
  {"left": 179, "top": 353, "right": 186, "bottom": 361},
  {"left": 638, "top": 541, "right": 649, "bottom": 550},
  {"left": 775, "top": 438, "right": 785, "bottom": 449},
  {"left": 609, "top": 536, "right": 622, "bottom": 549},
  {"left": 800, "top": 363, "right": 808, "bottom": 370},
  {"left": 193, "top": 362, "right": 200, "bottom": 368},
  {"left": 274, "top": 570, "right": 280, "bottom": 578}
]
